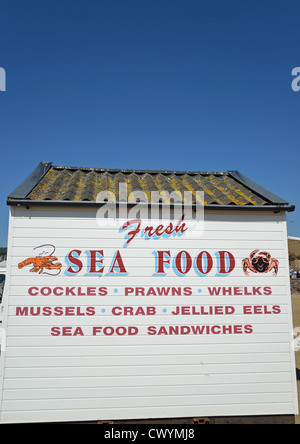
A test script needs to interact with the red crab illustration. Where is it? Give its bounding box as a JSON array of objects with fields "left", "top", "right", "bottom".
[{"left": 242, "top": 250, "right": 279, "bottom": 276}]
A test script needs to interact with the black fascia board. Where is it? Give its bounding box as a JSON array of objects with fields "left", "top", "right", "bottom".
[
  {"left": 6, "top": 198, "right": 296, "bottom": 213},
  {"left": 8, "top": 162, "right": 52, "bottom": 199},
  {"left": 228, "top": 171, "right": 289, "bottom": 205}
]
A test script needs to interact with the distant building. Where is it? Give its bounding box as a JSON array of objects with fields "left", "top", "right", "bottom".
[{"left": 288, "top": 237, "right": 300, "bottom": 270}]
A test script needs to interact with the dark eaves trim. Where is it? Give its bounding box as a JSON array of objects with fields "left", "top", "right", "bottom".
[
  {"left": 227, "top": 171, "right": 289, "bottom": 205},
  {"left": 8, "top": 162, "right": 53, "bottom": 199},
  {"left": 6, "top": 199, "right": 296, "bottom": 213}
]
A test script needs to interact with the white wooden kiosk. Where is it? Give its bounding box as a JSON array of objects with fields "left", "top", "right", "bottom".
[{"left": 0, "top": 162, "right": 298, "bottom": 424}]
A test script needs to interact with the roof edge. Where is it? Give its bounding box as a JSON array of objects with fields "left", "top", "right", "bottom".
[
  {"left": 6, "top": 198, "right": 296, "bottom": 213},
  {"left": 51, "top": 165, "right": 228, "bottom": 176},
  {"left": 228, "top": 170, "right": 289, "bottom": 205},
  {"left": 8, "top": 162, "right": 52, "bottom": 199}
]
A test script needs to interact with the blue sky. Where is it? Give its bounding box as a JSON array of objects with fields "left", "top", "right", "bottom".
[{"left": 0, "top": 0, "right": 300, "bottom": 246}]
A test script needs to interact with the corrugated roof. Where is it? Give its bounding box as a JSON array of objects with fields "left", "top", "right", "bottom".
[{"left": 7, "top": 162, "right": 292, "bottom": 209}]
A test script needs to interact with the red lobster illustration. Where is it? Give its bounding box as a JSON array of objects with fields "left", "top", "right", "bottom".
[{"left": 18, "top": 244, "right": 62, "bottom": 275}]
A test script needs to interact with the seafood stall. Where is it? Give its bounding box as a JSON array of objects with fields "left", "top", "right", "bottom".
[{"left": 0, "top": 162, "right": 298, "bottom": 423}]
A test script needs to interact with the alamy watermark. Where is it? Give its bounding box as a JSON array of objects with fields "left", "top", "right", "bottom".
[
  {"left": 0, "top": 67, "right": 6, "bottom": 91},
  {"left": 291, "top": 67, "right": 300, "bottom": 92},
  {"left": 95, "top": 182, "right": 205, "bottom": 239}
]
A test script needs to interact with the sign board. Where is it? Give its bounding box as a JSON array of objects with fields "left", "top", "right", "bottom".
[{"left": 0, "top": 206, "right": 298, "bottom": 423}]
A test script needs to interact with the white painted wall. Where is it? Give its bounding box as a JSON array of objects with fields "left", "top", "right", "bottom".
[{"left": 0, "top": 206, "right": 298, "bottom": 423}]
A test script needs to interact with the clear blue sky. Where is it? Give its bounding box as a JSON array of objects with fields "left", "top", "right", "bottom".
[{"left": 0, "top": 0, "right": 300, "bottom": 246}]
